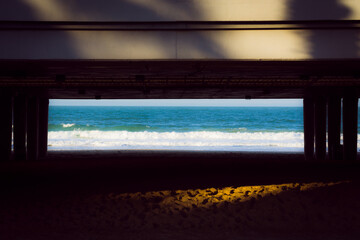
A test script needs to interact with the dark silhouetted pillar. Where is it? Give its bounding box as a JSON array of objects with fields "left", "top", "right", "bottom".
[
  {"left": 27, "top": 96, "right": 39, "bottom": 161},
  {"left": 13, "top": 95, "right": 27, "bottom": 160},
  {"left": 343, "top": 91, "right": 358, "bottom": 162},
  {"left": 0, "top": 95, "right": 13, "bottom": 161},
  {"left": 314, "top": 96, "right": 326, "bottom": 161},
  {"left": 38, "top": 98, "right": 49, "bottom": 159},
  {"left": 303, "top": 97, "right": 314, "bottom": 161},
  {"left": 328, "top": 96, "right": 341, "bottom": 161}
]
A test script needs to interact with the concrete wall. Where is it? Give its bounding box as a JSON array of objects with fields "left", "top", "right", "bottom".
[
  {"left": 2, "top": 0, "right": 360, "bottom": 21},
  {"left": 1, "top": 29, "right": 359, "bottom": 60},
  {"left": 1, "top": 0, "right": 360, "bottom": 60}
]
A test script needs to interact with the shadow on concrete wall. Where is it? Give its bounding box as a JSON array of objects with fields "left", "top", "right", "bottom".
[
  {"left": 0, "top": 0, "right": 225, "bottom": 59},
  {"left": 0, "top": 1, "right": 37, "bottom": 20},
  {"left": 0, "top": 0, "right": 76, "bottom": 58},
  {"left": 289, "top": 0, "right": 359, "bottom": 58},
  {"left": 2, "top": 0, "right": 359, "bottom": 60}
]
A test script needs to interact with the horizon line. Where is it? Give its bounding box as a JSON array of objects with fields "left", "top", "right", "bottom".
[{"left": 49, "top": 99, "right": 304, "bottom": 107}]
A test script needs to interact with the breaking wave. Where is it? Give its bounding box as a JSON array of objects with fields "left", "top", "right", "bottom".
[
  {"left": 48, "top": 130, "right": 306, "bottom": 151},
  {"left": 61, "top": 123, "right": 76, "bottom": 128}
]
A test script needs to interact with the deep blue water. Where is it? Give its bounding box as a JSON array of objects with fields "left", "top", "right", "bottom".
[{"left": 49, "top": 106, "right": 304, "bottom": 133}]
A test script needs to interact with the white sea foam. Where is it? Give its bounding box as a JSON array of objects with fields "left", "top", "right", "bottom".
[
  {"left": 48, "top": 130, "right": 309, "bottom": 151},
  {"left": 61, "top": 123, "right": 75, "bottom": 128},
  {"left": 48, "top": 130, "right": 360, "bottom": 151}
]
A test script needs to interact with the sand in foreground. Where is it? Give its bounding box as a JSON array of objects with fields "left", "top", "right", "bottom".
[{"left": 1, "top": 151, "right": 360, "bottom": 239}]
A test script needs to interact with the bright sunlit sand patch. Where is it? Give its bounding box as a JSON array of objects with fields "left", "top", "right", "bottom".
[
  {"left": 106, "top": 181, "right": 349, "bottom": 210},
  {"left": 63, "top": 180, "right": 357, "bottom": 237},
  {"left": 2, "top": 180, "right": 360, "bottom": 239},
  {"left": 85, "top": 181, "right": 357, "bottom": 237}
]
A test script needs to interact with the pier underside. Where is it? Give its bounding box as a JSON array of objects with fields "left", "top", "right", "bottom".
[
  {"left": 1, "top": 60, "right": 360, "bottom": 99},
  {"left": 0, "top": 59, "right": 359, "bottom": 162},
  {"left": 2, "top": 1, "right": 360, "bottom": 238}
]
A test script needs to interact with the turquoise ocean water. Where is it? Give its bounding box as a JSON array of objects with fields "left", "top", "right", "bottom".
[
  {"left": 49, "top": 106, "right": 308, "bottom": 151},
  {"left": 48, "top": 106, "right": 360, "bottom": 151}
]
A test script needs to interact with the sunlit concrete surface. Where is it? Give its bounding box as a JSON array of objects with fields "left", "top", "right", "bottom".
[
  {"left": 1, "top": 0, "right": 360, "bottom": 21},
  {"left": 1, "top": 24, "right": 359, "bottom": 60},
  {"left": 2, "top": 27, "right": 360, "bottom": 60},
  {"left": 1, "top": 1, "right": 360, "bottom": 60},
  {"left": 177, "top": 30, "right": 312, "bottom": 59}
]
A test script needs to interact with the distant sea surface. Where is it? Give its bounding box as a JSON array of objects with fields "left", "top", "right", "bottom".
[{"left": 48, "top": 106, "right": 310, "bottom": 151}]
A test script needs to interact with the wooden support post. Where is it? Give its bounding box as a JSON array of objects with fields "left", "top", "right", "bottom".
[
  {"left": 0, "top": 95, "right": 13, "bottom": 161},
  {"left": 27, "top": 96, "right": 39, "bottom": 161},
  {"left": 328, "top": 96, "right": 341, "bottom": 161},
  {"left": 343, "top": 91, "right": 358, "bottom": 162},
  {"left": 303, "top": 97, "right": 314, "bottom": 161},
  {"left": 314, "top": 96, "right": 326, "bottom": 161},
  {"left": 13, "top": 95, "right": 27, "bottom": 160},
  {"left": 38, "top": 98, "right": 49, "bottom": 159}
]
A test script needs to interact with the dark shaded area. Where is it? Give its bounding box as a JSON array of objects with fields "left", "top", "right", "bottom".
[
  {"left": 289, "top": 0, "right": 359, "bottom": 58},
  {"left": 0, "top": 151, "right": 360, "bottom": 239},
  {"left": 2, "top": 182, "right": 359, "bottom": 239},
  {"left": 0, "top": 1, "right": 37, "bottom": 21},
  {"left": 290, "top": 0, "right": 351, "bottom": 20},
  {"left": 1, "top": 151, "right": 359, "bottom": 194},
  {"left": 1, "top": 60, "right": 360, "bottom": 99}
]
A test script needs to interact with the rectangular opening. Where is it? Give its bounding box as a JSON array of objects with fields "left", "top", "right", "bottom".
[{"left": 48, "top": 99, "right": 304, "bottom": 152}]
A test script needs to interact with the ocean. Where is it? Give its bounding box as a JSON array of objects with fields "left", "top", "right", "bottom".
[{"left": 48, "top": 106, "right": 308, "bottom": 151}]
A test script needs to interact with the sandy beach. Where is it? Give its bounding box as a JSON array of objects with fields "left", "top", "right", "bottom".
[{"left": 1, "top": 151, "right": 360, "bottom": 239}]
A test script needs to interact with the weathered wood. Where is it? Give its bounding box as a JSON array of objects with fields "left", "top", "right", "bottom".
[
  {"left": 0, "top": 95, "right": 13, "bottom": 161},
  {"left": 13, "top": 95, "right": 27, "bottom": 160},
  {"left": 303, "top": 97, "right": 314, "bottom": 161},
  {"left": 343, "top": 91, "right": 358, "bottom": 162},
  {"left": 314, "top": 96, "right": 326, "bottom": 161}
]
